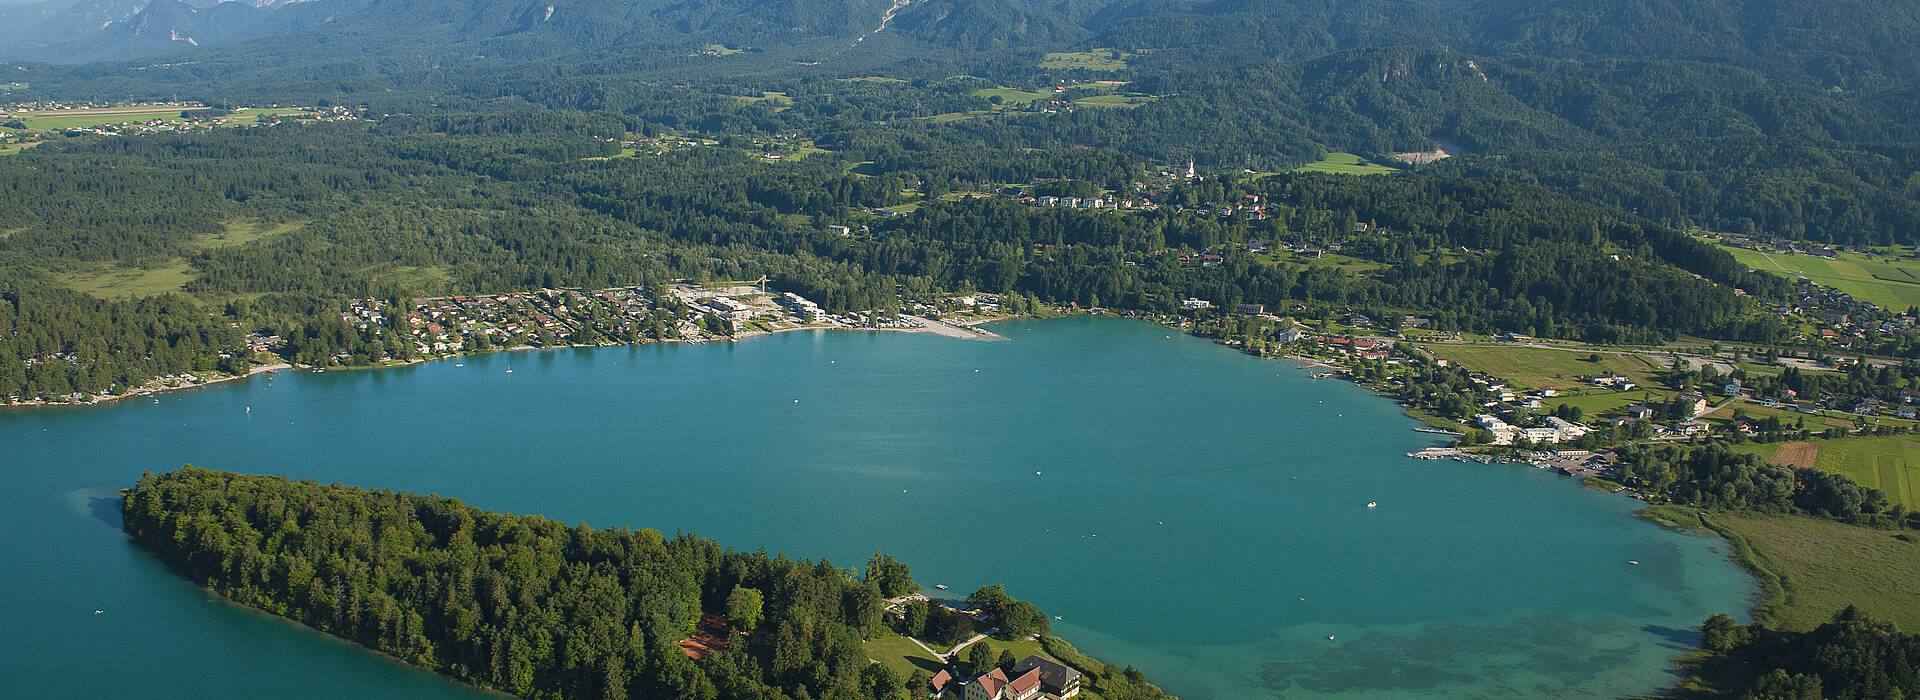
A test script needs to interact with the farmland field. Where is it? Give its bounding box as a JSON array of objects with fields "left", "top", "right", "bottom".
[
  {"left": 1723, "top": 246, "right": 1920, "bottom": 308},
  {"left": 1736, "top": 434, "right": 1920, "bottom": 509},
  {"left": 1294, "top": 152, "right": 1400, "bottom": 175}
]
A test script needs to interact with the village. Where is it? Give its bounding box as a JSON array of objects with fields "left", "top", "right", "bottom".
[{"left": 297, "top": 281, "right": 1017, "bottom": 365}]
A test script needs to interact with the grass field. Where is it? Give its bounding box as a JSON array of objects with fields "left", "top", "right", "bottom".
[
  {"left": 1708, "top": 512, "right": 1920, "bottom": 632},
  {"left": 188, "top": 219, "right": 301, "bottom": 251},
  {"left": 1735, "top": 434, "right": 1920, "bottom": 509},
  {"left": 973, "top": 87, "right": 1050, "bottom": 106},
  {"left": 1040, "top": 50, "right": 1130, "bottom": 71},
  {"left": 1294, "top": 152, "right": 1400, "bottom": 176},
  {"left": 1724, "top": 246, "right": 1920, "bottom": 308},
  {"left": 48, "top": 219, "right": 302, "bottom": 298},
  {"left": 55, "top": 262, "right": 197, "bottom": 298},
  {"left": 1422, "top": 344, "right": 1661, "bottom": 390}
]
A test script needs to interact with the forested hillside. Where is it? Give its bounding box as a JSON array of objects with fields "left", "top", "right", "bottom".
[{"left": 0, "top": 107, "right": 1807, "bottom": 400}]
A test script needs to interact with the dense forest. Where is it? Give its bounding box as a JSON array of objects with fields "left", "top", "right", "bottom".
[
  {"left": 1687, "top": 607, "right": 1920, "bottom": 699},
  {"left": 122, "top": 466, "right": 1127, "bottom": 700}
]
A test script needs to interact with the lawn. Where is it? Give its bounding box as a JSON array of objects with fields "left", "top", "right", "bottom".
[
  {"left": 1707, "top": 512, "right": 1920, "bottom": 632},
  {"left": 1040, "top": 50, "right": 1130, "bottom": 71},
  {"left": 1422, "top": 344, "right": 1661, "bottom": 390},
  {"left": 863, "top": 631, "right": 1060, "bottom": 682},
  {"left": 1293, "top": 152, "right": 1400, "bottom": 176},
  {"left": 1724, "top": 246, "right": 1920, "bottom": 309},
  {"left": 864, "top": 631, "right": 945, "bottom": 679},
  {"left": 1734, "top": 434, "right": 1920, "bottom": 509}
]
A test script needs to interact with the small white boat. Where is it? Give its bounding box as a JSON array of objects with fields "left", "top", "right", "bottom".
[
  {"left": 455, "top": 363, "right": 463, "bottom": 367},
  {"left": 1628, "top": 560, "right": 1640, "bottom": 566},
  {"left": 505, "top": 368, "right": 513, "bottom": 373},
  {"left": 1054, "top": 616, "right": 1062, "bottom": 621},
  {"left": 934, "top": 584, "right": 948, "bottom": 590},
  {"left": 1366, "top": 502, "right": 1378, "bottom": 508}
]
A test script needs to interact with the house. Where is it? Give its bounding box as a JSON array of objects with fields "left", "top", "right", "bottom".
[
  {"left": 1903, "top": 388, "right": 1920, "bottom": 404},
  {"left": 1012, "top": 655, "right": 1083, "bottom": 698},
  {"left": 931, "top": 670, "right": 954, "bottom": 697},
  {"left": 1623, "top": 404, "right": 1655, "bottom": 420},
  {"left": 1235, "top": 303, "right": 1265, "bottom": 315},
  {"left": 1678, "top": 393, "right": 1710, "bottom": 417},
  {"left": 1723, "top": 379, "right": 1743, "bottom": 397},
  {"left": 1181, "top": 298, "right": 1212, "bottom": 309},
  {"left": 1399, "top": 316, "right": 1431, "bottom": 329},
  {"left": 960, "top": 666, "right": 1044, "bottom": 700},
  {"left": 1900, "top": 406, "right": 1917, "bottom": 419},
  {"left": 1275, "top": 327, "right": 1308, "bottom": 343}
]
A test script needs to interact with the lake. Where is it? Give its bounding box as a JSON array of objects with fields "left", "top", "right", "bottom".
[{"left": 0, "top": 315, "right": 1753, "bottom": 698}]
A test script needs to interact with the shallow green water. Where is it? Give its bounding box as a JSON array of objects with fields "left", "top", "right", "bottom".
[{"left": 0, "top": 316, "right": 1752, "bottom": 698}]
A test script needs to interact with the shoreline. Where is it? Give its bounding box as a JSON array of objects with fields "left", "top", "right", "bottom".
[
  {"left": 1, "top": 362, "right": 294, "bottom": 411},
  {"left": 2, "top": 314, "right": 1028, "bottom": 412}
]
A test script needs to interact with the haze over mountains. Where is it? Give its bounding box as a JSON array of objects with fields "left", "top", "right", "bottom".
[{"left": 6, "top": 0, "right": 1918, "bottom": 90}]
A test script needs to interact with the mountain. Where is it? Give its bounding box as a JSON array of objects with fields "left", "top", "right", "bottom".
[{"left": 7, "top": 0, "right": 1920, "bottom": 104}]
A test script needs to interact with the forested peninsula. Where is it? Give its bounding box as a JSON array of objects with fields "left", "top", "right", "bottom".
[{"left": 120, "top": 467, "right": 1173, "bottom": 700}]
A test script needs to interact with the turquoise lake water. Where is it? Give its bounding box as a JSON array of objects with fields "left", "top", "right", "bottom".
[{"left": 0, "top": 316, "right": 1754, "bottom": 698}]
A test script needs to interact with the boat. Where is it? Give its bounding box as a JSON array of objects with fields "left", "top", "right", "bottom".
[
  {"left": 455, "top": 363, "right": 463, "bottom": 367},
  {"left": 1628, "top": 560, "right": 1640, "bottom": 566},
  {"left": 1366, "top": 501, "right": 1378, "bottom": 508},
  {"left": 934, "top": 584, "right": 948, "bottom": 590},
  {"left": 505, "top": 368, "right": 513, "bottom": 373}
]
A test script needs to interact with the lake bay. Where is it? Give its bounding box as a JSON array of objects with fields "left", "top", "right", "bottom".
[{"left": 0, "top": 316, "right": 1753, "bottom": 698}]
